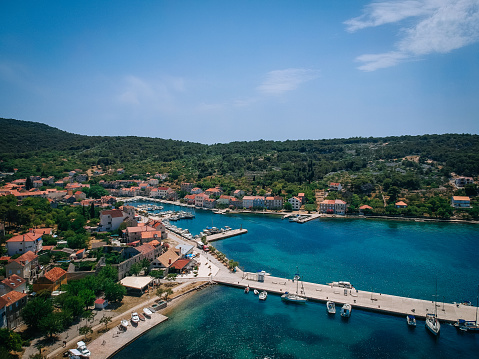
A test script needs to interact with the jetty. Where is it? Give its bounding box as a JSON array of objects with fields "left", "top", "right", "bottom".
[
  {"left": 206, "top": 228, "right": 248, "bottom": 242},
  {"left": 214, "top": 272, "right": 478, "bottom": 323}
]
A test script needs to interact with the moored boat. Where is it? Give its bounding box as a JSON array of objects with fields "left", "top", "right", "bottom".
[
  {"left": 454, "top": 319, "right": 479, "bottom": 332},
  {"left": 254, "top": 289, "right": 259, "bottom": 295},
  {"left": 426, "top": 313, "right": 440, "bottom": 335},
  {"left": 340, "top": 303, "right": 352, "bottom": 318},
  {"left": 407, "top": 315, "right": 416, "bottom": 327},
  {"left": 131, "top": 312, "right": 140, "bottom": 324},
  {"left": 244, "top": 286, "right": 250, "bottom": 293},
  {"left": 326, "top": 301, "right": 336, "bottom": 314},
  {"left": 281, "top": 269, "right": 307, "bottom": 304},
  {"left": 143, "top": 307, "right": 153, "bottom": 317},
  {"left": 120, "top": 319, "right": 129, "bottom": 329},
  {"left": 259, "top": 291, "right": 268, "bottom": 300},
  {"left": 138, "top": 312, "right": 146, "bottom": 321}
]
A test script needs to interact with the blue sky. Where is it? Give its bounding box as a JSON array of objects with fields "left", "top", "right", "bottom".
[{"left": 1, "top": 0, "right": 478, "bottom": 144}]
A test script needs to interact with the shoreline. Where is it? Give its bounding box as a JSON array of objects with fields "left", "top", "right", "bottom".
[{"left": 122, "top": 196, "right": 479, "bottom": 225}]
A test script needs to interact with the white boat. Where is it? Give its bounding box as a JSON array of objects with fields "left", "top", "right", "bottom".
[
  {"left": 426, "top": 313, "right": 440, "bottom": 335},
  {"left": 120, "top": 319, "right": 129, "bottom": 328},
  {"left": 327, "top": 301, "right": 336, "bottom": 314},
  {"left": 426, "top": 280, "right": 440, "bottom": 335},
  {"left": 259, "top": 291, "right": 268, "bottom": 300},
  {"left": 131, "top": 312, "right": 140, "bottom": 323},
  {"left": 281, "top": 269, "right": 307, "bottom": 304},
  {"left": 244, "top": 286, "right": 250, "bottom": 293},
  {"left": 76, "top": 341, "right": 90, "bottom": 357},
  {"left": 254, "top": 289, "right": 259, "bottom": 295},
  {"left": 454, "top": 285, "right": 479, "bottom": 332},
  {"left": 340, "top": 303, "right": 352, "bottom": 318},
  {"left": 407, "top": 315, "right": 416, "bottom": 327},
  {"left": 143, "top": 307, "right": 153, "bottom": 317}
]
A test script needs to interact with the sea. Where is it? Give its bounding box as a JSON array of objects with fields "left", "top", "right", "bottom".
[{"left": 112, "top": 201, "right": 479, "bottom": 358}]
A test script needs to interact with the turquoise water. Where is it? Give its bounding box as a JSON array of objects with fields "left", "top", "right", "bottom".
[{"left": 113, "top": 201, "right": 479, "bottom": 358}]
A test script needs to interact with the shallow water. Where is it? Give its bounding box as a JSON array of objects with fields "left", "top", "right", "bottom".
[{"left": 113, "top": 201, "right": 479, "bottom": 358}]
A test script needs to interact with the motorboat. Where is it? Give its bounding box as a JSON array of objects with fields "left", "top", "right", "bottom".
[
  {"left": 131, "top": 312, "right": 140, "bottom": 324},
  {"left": 254, "top": 289, "right": 259, "bottom": 295},
  {"left": 454, "top": 319, "right": 479, "bottom": 332},
  {"left": 76, "top": 341, "right": 90, "bottom": 357},
  {"left": 407, "top": 315, "right": 416, "bottom": 327},
  {"left": 259, "top": 291, "right": 268, "bottom": 300},
  {"left": 426, "top": 313, "right": 440, "bottom": 335},
  {"left": 340, "top": 303, "right": 352, "bottom": 318},
  {"left": 326, "top": 301, "right": 336, "bottom": 314},
  {"left": 120, "top": 319, "right": 129, "bottom": 329},
  {"left": 138, "top": 312, "right": 146, "bottom": 321},
  {"left": 244, "top": 286, "right": 250, "bottom": 293},
  {"left": 143, "top": 307, "right": 153, "bottom": 317},
  {"left": 281, "top": 269, "right": 307, "bottom": 304}
]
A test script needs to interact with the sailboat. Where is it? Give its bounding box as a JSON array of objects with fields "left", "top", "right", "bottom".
[
  {"left": 426, "top": 280, "right": 440, "bottom": 335},
  {"left": 281, "top": 268, "right": 307, "bottom": 304},
  {"left": 454, "top": 284, "right": 479, "bottom": 332}
]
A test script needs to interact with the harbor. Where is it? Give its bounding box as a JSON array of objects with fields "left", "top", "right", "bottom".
[
  {"left": 205, "top": 228, "right": 248, "bottom": 242},
  {"left": 213, "top": 272, "right": 479, "bottom": 324}
]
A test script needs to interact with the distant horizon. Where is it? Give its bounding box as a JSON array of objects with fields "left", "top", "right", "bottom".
[
  {"left": 3, "top": 116, "right": 476, "bottom": 146},
  {"left": 1, "top": 1, "right": 478, "bottom": 144}
]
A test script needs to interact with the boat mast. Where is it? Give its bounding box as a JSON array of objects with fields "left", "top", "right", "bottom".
[{"left": 476, "top": 284, "right": 478, "bottom": 324}]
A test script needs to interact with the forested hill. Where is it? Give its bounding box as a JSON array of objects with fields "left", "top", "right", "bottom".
[{"left": 1, "top": 117, "right": 479, "bottom": 180}]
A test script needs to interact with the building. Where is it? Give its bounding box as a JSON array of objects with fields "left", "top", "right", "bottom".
[
  {"left": 205, "top": 187, "right": 223, "bottom": 198},
  {"left": 33, "top": 267, "right": 68, "bottom": 293},
  {"left": 395, "top": 201, "right": 408, "bottom": 209},
  {"left": 265, "top": 196, "right": 283, "bottom": 210},
  {"left": 329, "top": 182, "right": 342, "bottom": 191},
  {"left": 195, "top": 193, "right": 209, "bottom": 207},
  {"left": 5, "top": 251, "right": 39, "bottom": 283},
  {"left": 242, "top": 196, "right": 265, "bottom": 209},
  {"left": 319, "top": 199, "right": 347, "bottom": 214},
  {"left": 181, "top": 183, "right": 195, "bottom": 193},
  {"left": 98, "top": 209, "right": 127, "bottom": 232},
  {"left": 124, "top": 225, "right": 166, "bottom": 243},
  {"left": 455, "top": 177, "right": 474, "bottom": 188},
  {"left": 6, "top": 232, "right": 43, "bottom": 256},
  {"left": 288, "top": 197, "right": 302, "bottom": 211},
  {"left": 0, "top": 275, "right": 27, "bottom": 296},
  {"left": 233, "top": 189, "right": 245, "bottom": 198},
  {"left": 0, "top": 291, "right": 28, "bottom": 329},
  {"left": 451, "top": 196, "right": 471, "bottom": 208},
  {"left": 150, "top": 248, "right": 180, "bottom": 273},
  {"left": 203, "top": 198, "right": 217, "bottom": 209}
]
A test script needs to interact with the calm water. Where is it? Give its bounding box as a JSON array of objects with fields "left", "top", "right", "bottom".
[{"left": 113, "top": 201, "right": 479, "bottom": 358}]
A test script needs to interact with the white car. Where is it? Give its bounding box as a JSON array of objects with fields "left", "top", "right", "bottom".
[{"left": 76, "top": 341, "right": 91, "bottom": 357}]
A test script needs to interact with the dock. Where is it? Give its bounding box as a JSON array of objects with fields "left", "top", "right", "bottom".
[
  {"left": 214, "top": 272, "right": 478, "bottom": 323},
  {"left": 206, "top": 228, "right": 248, "bottom": 242}
]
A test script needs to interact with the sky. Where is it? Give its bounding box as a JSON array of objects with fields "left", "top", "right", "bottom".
[{"left": 1, "top": 0, "right": 479, "bottom": 144}]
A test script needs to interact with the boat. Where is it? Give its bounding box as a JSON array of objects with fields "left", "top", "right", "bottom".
[
  {"left": 426, "top": 280, "right": 440, "bottom": 335},
  {"left": 340, "top": 303, "right": 352, "bottom": 318},
  {"left": 259, "top": 291, "right": 268, "bottom": 300},
  {"left": 76, "top": 341, "right": 90, "bottom": 357},
  {"left": 120, "top": 319, "right": 129, "bottom": 329},
  {"left": 281, "top": 268, "right": 307, "bottom": 304},
  {"left": 454, "top": 285, "right": 479, "bottom": 332},
  {"left": 326, "top": 301, "right": 336, "bottom": 314},
  {"left": 407, "top": 315, "right": 416, "bottom": 327},
  {"left": 131, "top": 312, "right": 140, "bottom": 324},
  {"left": 143, "top": 307, "right": 153, "bottom": 317},
  {"left": 138, "top": 312, "right": 146, "bottom": 321},
  {"left": 254, "top": 289, "right": 259, "bottom": 295},
  {"left": 244, "top": 286, "right": 250, "bottom": 294}
]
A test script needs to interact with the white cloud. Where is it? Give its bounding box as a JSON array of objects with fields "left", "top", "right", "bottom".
[
  {"left": 257, "top": 68, "right": 320, "bottom": 95},
  {"left": 345, "top": 0, "right": 479, "bottom": 71}
]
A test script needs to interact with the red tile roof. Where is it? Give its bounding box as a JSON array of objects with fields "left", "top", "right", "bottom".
[
  {"left": 101, "top": 209, "right": 124, "bottom": 218},
  {"left": 0, "top": 291, "right": 27, "bottom": 307},
  {"left": 170, "top": 258, "right": 191, "bottom": 270},
  {"left": 1, "top": 275, "right": 26, "bottom": 289},
  {"left": 44, "top": 267, "right": 67, "bottom": 282},
  {"left": 7, "top": 232, "right": 42, "bottom": 243},
  {"left": 14, "top": 251, "right": 38, "bottom": 265}
]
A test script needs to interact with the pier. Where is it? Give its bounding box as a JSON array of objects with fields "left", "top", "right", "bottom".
[
  {"left": 206, "top": 228, "right": 248, "bottom": 242},
  {"left": 214, "top": 272, "right": 478, "bottom": 323}
]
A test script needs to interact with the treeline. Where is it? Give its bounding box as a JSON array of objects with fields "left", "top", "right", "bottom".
[{"left": 1, "top": 118, "right": 479, "bottom": 184}]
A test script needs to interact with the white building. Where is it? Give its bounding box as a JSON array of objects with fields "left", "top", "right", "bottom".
[{"left": 288, "top": 197, "right": 302, "bottom": 211}]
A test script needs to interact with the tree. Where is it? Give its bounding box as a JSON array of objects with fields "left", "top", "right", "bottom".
[
  {"left": 99, "top": 316, "right": 112, "bottom": 330},
  {"left": 0, "top": 328, "right": 23, "bottom": 352},
  {"left": 78, "top": 289, "right": 96, "bottom": 310},
  {"left": 79, "top": 326, "right": 93, "bottom": 340},
  {"left": 39, "top": 312, "right": 64, "bottom": 338},
  {"left": 156, "top": 287, "right": 165, "bottom": 298},
  {"left": 129, "top": 263, "right": 142, "bottom": 276},
  {"left": 284, "top": 202, "right": 293, "bottom": 211},
  {"left": 304, "top": 204, "right": 316, "bottom": 213},
  {"left": 21, "top": 297, "right": 53, "bottom": 331},
  {"left": 164, "top": 288, "right": 173, "bottom": 301},
  {"left": 63, "top": 296, "right": 85, "bottom": 317},
  {"left": 104, "top": 282, "right": 126, "bottom": 303}
]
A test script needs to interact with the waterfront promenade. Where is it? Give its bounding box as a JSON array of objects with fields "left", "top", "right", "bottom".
[{"left": 214, "top": 272, "right": 478, "bottom": 323}]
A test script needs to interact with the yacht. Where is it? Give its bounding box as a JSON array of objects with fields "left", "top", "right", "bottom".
[
  {"left": 407, "top": 315, "right": 416, "bottom": 327},
  {"left": 326, "top": 301, "right": 336, "bottom": 314},
  {"left": 426, "top": 313, "right": 440, "bottom": 335},
  {"left": 340, "top": 303, "right": 352, "bottom": 318},
  {"left": 259, "top": 291, "right": 267, "bottom": 300},
  {"left": 281, "top": 269, "right": 307, "bottom": 304}
]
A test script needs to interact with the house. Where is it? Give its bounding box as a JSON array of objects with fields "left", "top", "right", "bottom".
[
  {"left": 175, "top": 244, "right": 194, "bottom": 257},
  {"left": 183, "top": 194, "right": 196, "bottom": 205},
  {"left": 451, "top": 196, "right": 471, "bottom": 208},
  {"left": 265, "top": 196, "right": 283, "bottom": 210},
  {"left": 233, "top": 189, "right": 245, "bottom": 198},
  {"left": 124, "top": 225, "right": 166, "bottom": 243},
  {"left": 6, "top": 232, "right": 43, "bottom": 256},
  {"left": 0, "top": 291, "right": 28, "bottom": 329},
  {"left": 203, "top": 198, "right": 217, "bottom": 209},
  {"left": 169, "top": 258, "right": 194, "bottom": 274},
  {"left": 181, "top": 183, "right": 195, "bottom": 193},
  {"left": 33, "top": 267, "right": 68, "bottom": 293},
  {"left": 329, "top": 183, "right": 342, "bottom": 191},
  {"left": 288, "top": 197, "right": 302, "bottom": 211},
  {"left": 98, "top": 209, "right": 127, "bottom": 232},
  {"left": 94, "top": 298, "right": 108, "bottom": 310},
  {"left": 5, "top": 251, "right": 39, "bottom": 283},
  {"left": 359, "top": 204, "right": 373, "bottom": 213},
  {"left": 242, "top": 196, "right": 265, "bottom": 209},
  {"left": 195, "top": 193, "right": 209, "bottom": 207},
  {"left": 218, "top": 195, "right": 233, "bottom": 205},
  {"left": 205, "top": 187, "right": 223, "bottom": 198},
  {"left": 0, "top": 275, "right": 27, "bottom": 296},
  {"left": 150, "top": 248, "right": 180, "bottom": 273},
  {"left": 395, "top": 201, "right": 408, "bottom": 209},
  {"left": 297, "top": 193, "right": 306, "bottom": 204},
  {"left": 319, "top": 199, "right": 347, "bottom": 214},
  {"left": 74, "top": 191, "right": 86, "bottom": 201},
  {"left": 230, "top": 198, "right": 243, "bottom": 208},
  {"left": 191, "top": 187, "right": 203, "bottom": 194},
  {"left": 455, "top": 177, "right": 474, "bottom": 188}
]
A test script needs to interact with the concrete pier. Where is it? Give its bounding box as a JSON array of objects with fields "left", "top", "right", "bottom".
[
  {"left": 206, "top": 228, "right": 248, "bottom": 242},
  {"left": 214, "top": 273, "right": 477, "bottom": 323}
]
